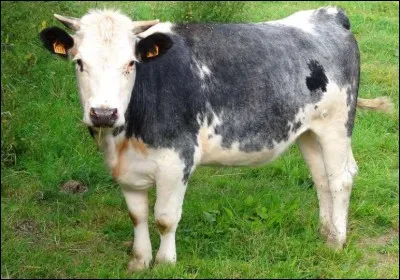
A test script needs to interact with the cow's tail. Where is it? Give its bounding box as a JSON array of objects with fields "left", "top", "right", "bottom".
[{"left": 357, "top": 97, "right": 394, "bottom": 113}]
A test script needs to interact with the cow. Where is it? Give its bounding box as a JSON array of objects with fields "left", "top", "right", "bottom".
[{"left": 39, "top": 6, "right": 393, "bottom": 271}]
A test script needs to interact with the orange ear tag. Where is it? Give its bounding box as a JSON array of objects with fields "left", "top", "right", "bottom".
[
  {"left": 53, "top": 41, "right": 66, "bottom": 55},
  {"left": 146, "top": 45, "right": 159, "bottom": 58}
]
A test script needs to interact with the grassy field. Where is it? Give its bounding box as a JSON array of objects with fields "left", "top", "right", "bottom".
[{"left": 1, "top": 1, "right": 398, "bottom": 278}]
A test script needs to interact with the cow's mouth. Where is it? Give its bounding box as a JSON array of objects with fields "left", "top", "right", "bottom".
[
  {"left": 91, "top": 123, "right": 116, "bottom": 128},
  {"left": 88, "top": 124, "right": 125, "bottom": 139}
]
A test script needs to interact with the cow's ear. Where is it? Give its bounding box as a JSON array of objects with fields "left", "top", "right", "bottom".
[
  {"left": 132, "top": 19, "right": 159, "bottom": 34},
  {"left": 135, "top": 33, "right": 173, "bottom": 62},
  {"left": 54, "top": 14, "right": 80, "bottom": 31},
  {"left": 39, "top": 27, "right": 74, "bottom": 58}
]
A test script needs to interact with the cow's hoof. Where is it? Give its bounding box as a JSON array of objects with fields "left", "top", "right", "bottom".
[
  {"left": 319, "top": 223, "right": 331, "bottom": 239},
  {"left": 154, "top": 254, "right": 176, "bottom": 266},
  {"left": 128, "top": 257, "right": 151, "bottom": 272},
  {"left": 154, "top": 259, "right": 176, "bottom": 267},
  {"left": 326, "top": 235, "right": 345, "bottom": 250}
]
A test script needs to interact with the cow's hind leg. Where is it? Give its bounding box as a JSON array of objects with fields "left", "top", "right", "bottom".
[
  {"left": 297, "top": 130, "right": 333, "bottom": 238},
  {"left": 312, "top": 127, "right": 357, "bottom": 249},
  {"left": 122, "top": 189, "right": 152, "bottom": 271}
]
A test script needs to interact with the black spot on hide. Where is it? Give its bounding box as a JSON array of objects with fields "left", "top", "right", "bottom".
[{"left": 306, "top": 60, "right": 328, "bottom": 92}]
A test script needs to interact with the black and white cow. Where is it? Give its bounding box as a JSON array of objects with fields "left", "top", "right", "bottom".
[{"left": 39, "top": 7, "right": 392, "bottom": 271}]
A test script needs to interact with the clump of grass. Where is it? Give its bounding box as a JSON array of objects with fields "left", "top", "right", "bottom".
[{"left": 169, "top": 1, "right": 247, "bottom": 23}]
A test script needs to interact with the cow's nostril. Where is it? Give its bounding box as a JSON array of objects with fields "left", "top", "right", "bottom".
[
  {"left": 89, "top": 108, "right": 98, "bottom": 118},
  {"left": 111, "top": 108, "right": 118, "bottom": 119}
]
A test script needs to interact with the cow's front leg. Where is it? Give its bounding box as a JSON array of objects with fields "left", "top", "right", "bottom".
[
  {"left": 122, "top": 188, "right": 152, "bottom": 271},
  {"left": 154, "top": 165, "right": 189, "bottom": 265}
]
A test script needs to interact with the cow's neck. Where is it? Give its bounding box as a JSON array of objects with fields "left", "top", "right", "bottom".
[
  {"left": 88, "top": 126, "right": 131, "bottom": 174},
  {"left": 91, "top": 128, "right": 120, "bottom": 173}
]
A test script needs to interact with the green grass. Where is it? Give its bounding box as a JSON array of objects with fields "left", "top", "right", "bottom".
[{"left": 1, "top": 1, "right": 398, "bottom": 278}]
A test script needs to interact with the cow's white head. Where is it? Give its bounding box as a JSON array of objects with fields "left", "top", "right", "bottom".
[{"left": 40, "top": 10, "right": 172, "bottom": 128}]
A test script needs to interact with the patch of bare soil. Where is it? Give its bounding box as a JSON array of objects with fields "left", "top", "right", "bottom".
[
  {"left": 60, "top": 180, "right": 88, "bottom": 194},
  {"left": 359, "top": 229, "right": 399, "bottom": 248},
  {"left": 358, "top": 228, "right": 399, "bottom": 278},
  {"left": 14, "top": 220, "right": 38, "bottom": 234}
]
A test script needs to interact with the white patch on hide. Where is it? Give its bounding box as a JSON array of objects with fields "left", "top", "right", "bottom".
[{"left": 268, "top": 9, "right": 317, "bottom": 35}]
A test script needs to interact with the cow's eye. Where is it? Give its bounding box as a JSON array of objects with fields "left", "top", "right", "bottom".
[
  {"left": 76, "top": 59, "right": 83, "bottom": 72},
  {"left": 128, "top": 60, "right": 135, "bottom": 67}
]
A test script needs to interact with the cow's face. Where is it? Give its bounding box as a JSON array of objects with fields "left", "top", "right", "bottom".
[{"left": 40, "top": 10, "right": 171, "bottom": 129}]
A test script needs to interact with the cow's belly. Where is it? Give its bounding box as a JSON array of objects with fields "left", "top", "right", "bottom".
[
  {"left": 199, "top": 135, "right": 295, "bottom": 166},
  {"left": 196, "top": 114, "right": 310, "bottom": 166}
]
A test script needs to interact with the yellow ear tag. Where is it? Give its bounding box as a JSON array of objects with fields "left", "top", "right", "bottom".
[
  {"left": 146, "top": 45, "right": 159, "bottom": 58},
  {"left": 53, "top": 41, "right": 66, "bottom": 55}
]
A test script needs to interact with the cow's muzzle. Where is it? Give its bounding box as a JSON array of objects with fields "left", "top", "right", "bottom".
[{"left": 89, "top": 107, "right": 118, "bottom": 127}]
